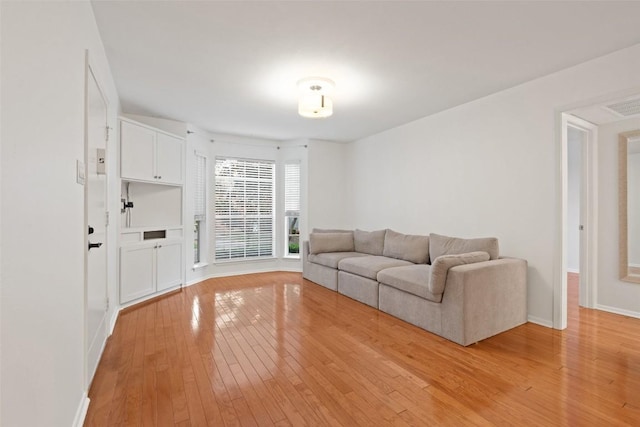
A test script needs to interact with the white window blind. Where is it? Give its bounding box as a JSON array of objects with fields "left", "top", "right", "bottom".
[
  {"left": 194, "top": 153, "right": 206, "bottom": 221},
  {"left": 284, "top": 161, "right": 301, "bottom": 257},
  {"left": 214, "top": 157, "right": 274, "bottom": 261},
  {"left": 284, "top": 162, "right": 300, "bottom": 217}
]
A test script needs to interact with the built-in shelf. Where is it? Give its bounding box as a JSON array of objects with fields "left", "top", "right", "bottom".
[{"left": 119, "top": 116, "right": 186, "bottom": 306}]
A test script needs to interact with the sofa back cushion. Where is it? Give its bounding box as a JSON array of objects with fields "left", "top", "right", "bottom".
[
  {"left": 429, "top": 251, "right": 490, "bottom": 295},
  {"left": 354, "top": 229, "right": 386, "bottom": 255},
  {"left": 309, "top": 232, "right": 355, "bottom": 254},
  {"left": 429, "top": 233, "right": 499, "bottom": 262},
  {"left": 312, "top": 228, "right": 353, "bottom": 234},
  {"left": 383, "top": 230, "right": 429, "bottom": 264}
]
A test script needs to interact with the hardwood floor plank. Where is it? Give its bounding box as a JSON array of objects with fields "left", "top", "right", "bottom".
[
  {"left": 86, "top": 272, "right": 640, "bottom": 426},
  {"left": 155, "top": 368, "right": 175, "bottom": 427},
  {"left": 181, "top": 366, "right": 209, "bottom": 426}
]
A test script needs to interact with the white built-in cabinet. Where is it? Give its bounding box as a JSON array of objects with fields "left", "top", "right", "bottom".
[
  {"left": 120, "top": 239, "right": 183, "bottom": 303},
  {"left": 120, "top": 120, "right": 183, "bottom": 185},
  {"left": 119, "top": 117, "right": 185, "bottom": 305}
]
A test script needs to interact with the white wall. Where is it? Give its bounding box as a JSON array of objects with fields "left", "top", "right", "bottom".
[
  {"left": 345, "top": 42, "right": 640, "bottom": 326},
  {"left": 1, "top": 2, "right": 120, "bottom": 425},
  {"left": 597, "top": 117, "right": 640, "bottom": 316},
  {"left": 0, "top": 3, "right": 3, "bottom": 420},
  {"left": 567, "top": 127, "right": 583, "bottom": 273},
  {"left": 123, "top": 113, "right": 188, "bottom": 138},
  {"left": 307, "top": 140, "right": 350, "bottom": 230}
]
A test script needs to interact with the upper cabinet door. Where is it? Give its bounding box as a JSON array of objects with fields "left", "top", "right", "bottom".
[
  {"left": 120, "top": 119, "right": 184, "bottom": 185},
  {"left": 121, "top": 121, "right": 155, "bottom": 182},
  {"left": 156, "top": 133, "right": 183, "bottom": 185}
]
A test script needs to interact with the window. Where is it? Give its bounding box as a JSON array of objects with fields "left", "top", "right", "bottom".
[
  {"left": 193, "top": 152, "right": 207, "bottom": 265},
  {"left": 284, "top": 161, "right": 301, "bottom": 257},
  {"left": 214, "top": 157, "right": 274, "bottom": 261}
]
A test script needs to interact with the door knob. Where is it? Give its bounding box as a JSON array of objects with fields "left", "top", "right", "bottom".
[{"left": 88, "top": 242, "right": 103, "bottom": 250}]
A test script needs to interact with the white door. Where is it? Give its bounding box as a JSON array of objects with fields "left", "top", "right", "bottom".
[{"left": 86, "top": 62, "right": 109, "bottom": 385}]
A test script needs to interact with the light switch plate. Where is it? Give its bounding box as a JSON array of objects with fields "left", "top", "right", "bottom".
[{"left": 76, "top": 159, "right": 85, "bottom": 185}]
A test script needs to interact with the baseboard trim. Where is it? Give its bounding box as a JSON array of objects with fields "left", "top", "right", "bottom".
[
  {"left": 527, "top": 315, "right": 553, "bottom": 328},
  {"left": 596, "top": 304, "right": 640, "bottom": 319},
  {"left": 109, "top": 308, "right": 119, "bottom": 336},
  {"left": 72, "top": 393, "right": 90, "bottom": 427}
]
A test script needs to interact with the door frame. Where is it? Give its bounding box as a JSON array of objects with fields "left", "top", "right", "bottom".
[
  {"left": 555, "top": 113, "right": 598, "bottom": 329},
  {"left": 84, "top": 50, "right": 110, "bottom": 389}
]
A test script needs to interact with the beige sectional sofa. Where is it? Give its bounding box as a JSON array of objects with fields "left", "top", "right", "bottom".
[{"left": 302, "top": 229, "right": 527, "bottom": 346}]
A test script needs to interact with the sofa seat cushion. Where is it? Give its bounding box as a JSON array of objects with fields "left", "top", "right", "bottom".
[
  {"left": 338, "top": 256, "right": 413, "bottom": 280},
  {"left": 377, "top": 265, "right": 442, "bottom": 303},
  {"left": 308, "top": 252, "right": 369, "bottom": 269}
]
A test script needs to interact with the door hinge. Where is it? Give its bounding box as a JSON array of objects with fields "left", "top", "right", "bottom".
[
  {"left": 105, "top": 126, "right": 111, "bottom": 141},
  {"left": 105, "top": 211, "right": 110, "bottom": 226},
  {"left": 579, "top": 225, "right": 584, "bottom": 231},
  {"left": 105, "top": 296, "right": 109, "bottom": 311}
]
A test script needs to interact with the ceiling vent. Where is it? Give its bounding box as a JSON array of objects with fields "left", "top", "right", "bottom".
[{"left": 604, "top": 97, "right": 640, "bottom": 117}]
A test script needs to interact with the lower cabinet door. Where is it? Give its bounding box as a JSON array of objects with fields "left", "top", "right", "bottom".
[
  {"left": 156, "top": 240, "right": 183, "bottom": 292},
  {"left": 120, "top": 244, "right": 155, "bottom": 304}
]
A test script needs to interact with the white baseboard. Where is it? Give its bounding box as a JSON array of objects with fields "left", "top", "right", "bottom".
[
  {"left": 596, "top": 304, "right": 640, "bottom": 319},
  {"left": 72, "top": 393, "right": 90, "bottom": 427},
  {"left": 527, "top": 315, "right": 553, "bottom": 328},
  {"left": 109, "top": 308, "right": 119, "bottom": 336}
]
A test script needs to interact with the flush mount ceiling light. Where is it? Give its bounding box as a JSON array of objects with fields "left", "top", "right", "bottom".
[{"left": 297, "top": 77, "right": 335, "bottom": 118}]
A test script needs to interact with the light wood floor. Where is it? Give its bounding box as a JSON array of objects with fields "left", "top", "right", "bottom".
[{"left": 85, "top": 272, "right": 640, "bottom": 426}]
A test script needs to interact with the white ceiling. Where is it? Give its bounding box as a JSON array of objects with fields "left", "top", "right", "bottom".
[{"left": 91, "top": 1, "right": 640, "bottom": 142}]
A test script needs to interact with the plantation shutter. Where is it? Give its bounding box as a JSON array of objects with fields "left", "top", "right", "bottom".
[{"left": 214, "top": 157, "right": 275, "bottom": 261}]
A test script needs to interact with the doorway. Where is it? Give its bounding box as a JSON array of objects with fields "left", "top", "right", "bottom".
[
  {"left": 567, "top": 125, "right": 586, "bottom": 321},
  {"left": 85, "top": 56, "right": 109, "bottom": 387},
  {"left": 558, "top": 114, "right": 598, "bottom": 329}
]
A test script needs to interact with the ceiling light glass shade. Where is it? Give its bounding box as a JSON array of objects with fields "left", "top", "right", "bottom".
[{"left": 298, "top": 77, "right": 334, "bottom": 118}]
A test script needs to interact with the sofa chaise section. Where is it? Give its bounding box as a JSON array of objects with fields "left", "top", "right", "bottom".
[{"left": 378, "top": 256, "right": 527, "bottom": 345}]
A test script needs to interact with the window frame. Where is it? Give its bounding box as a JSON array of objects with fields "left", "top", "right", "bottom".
[
  {"left": 283, "top": 161, "right": 301, "bottom": 259},
  {"left": 193, "top": 151, "right": 208, "bottom": 268},
  {"left": 213, "top": 156, "right": 276, "bottom": 263}
]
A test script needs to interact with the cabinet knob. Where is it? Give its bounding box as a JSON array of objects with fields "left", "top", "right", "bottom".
[
  {"left": 158, "top": 176, "right": 162, "bottom": 179},
  {"left": 153, "top": 175, "right": 158, "bottom": 179}
]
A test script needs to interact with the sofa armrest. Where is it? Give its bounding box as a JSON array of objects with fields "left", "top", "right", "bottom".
[
  {"left": 303, "top": 240, "right": 310, "bottom": 263},
  {"left": 440, "top": 258, "right": 527, "bottom": 346}
]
